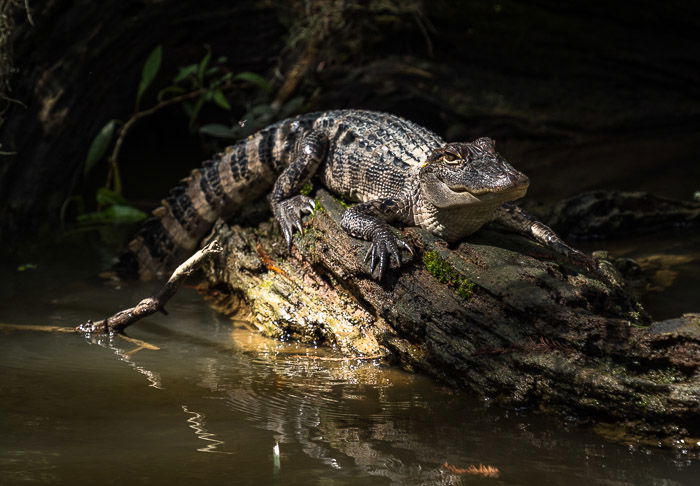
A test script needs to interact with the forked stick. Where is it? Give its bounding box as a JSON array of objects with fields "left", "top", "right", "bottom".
[{"left": 75, "top": 240, "right": 223, "bottom": 334}]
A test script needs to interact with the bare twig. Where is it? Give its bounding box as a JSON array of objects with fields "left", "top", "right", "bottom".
[
  {"left": 106, "top": 86, "right": 210, "bottom": 193},
  {"left": 105, "top": 81, "right": 238, "bottom": 192},
  {"left": 0, "top": 323, "right": 160, "bottom": 352},
  {"left": 0, "top": 323, "right": 75, "bottom": 333},
  {"left": 23, "top": 0, "right": 34, "bottom": 26},
  {"left": 0, "top": 92, "right": 27, "bottom": 108},
  {"left": 75, "top": 240, "right": 223, "bottom": 334}
]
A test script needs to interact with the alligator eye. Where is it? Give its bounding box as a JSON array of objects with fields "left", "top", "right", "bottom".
[{"left": 442, "top": 153, "right": 460, "bottom": 164}]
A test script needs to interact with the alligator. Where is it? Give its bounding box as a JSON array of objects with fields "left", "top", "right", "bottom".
[{"left": 119, "top": 109, "right": 593, "bottom": 280}]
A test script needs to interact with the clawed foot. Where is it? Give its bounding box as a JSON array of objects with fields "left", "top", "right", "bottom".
[
  {"left": 565, "top": 247, "right": 625, "bottom": 289},
  {"left": 273, "top": 195, "right": 316, "bottom": 248},
  {"left": 568, "top": 247, "right": 597, "bottom": 272},
  {"left": 364, "top": 228, "right": 413, "bottom": 280}
]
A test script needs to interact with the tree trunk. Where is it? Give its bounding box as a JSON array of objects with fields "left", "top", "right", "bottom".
[{"left": 201, "top": 191, "right": 700, "bottom": 448}]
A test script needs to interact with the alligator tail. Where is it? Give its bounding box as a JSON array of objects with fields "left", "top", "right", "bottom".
[{"left": 117, "top": 136, "right": 278, "bottom": 280}]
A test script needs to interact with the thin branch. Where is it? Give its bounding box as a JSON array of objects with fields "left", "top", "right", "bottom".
[
  {"left": 0, "top": 323, "right": 75, "bottom": 333},
  {"left": 109, "top": 86, "right": 212, "bottom": 172},
  {"left": 23, "top": 0, "right": 34, "bottom": 26},
  {"left": 75, "top": 240, "right": 223, "bottom": 334},
  {"left": 105, "top": 87, "right": 206, "bottom": 192},
  {"left": 0, "top": 323, "right": 160, "bottom": 352},
  {"left": 105, "top": 81, "right": 239, "bottom": 192},
  {"left": 0, "top": 92, "right": 27, "bottom": 108}
]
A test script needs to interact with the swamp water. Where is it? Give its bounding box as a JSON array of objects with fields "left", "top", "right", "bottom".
[{"left": 1, "top": 240, "right": 698, "bottom": 486}]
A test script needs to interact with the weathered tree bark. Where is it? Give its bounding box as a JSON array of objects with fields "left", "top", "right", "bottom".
[{"left": 201, "top": 191, "right": 700, "bottom": 448}]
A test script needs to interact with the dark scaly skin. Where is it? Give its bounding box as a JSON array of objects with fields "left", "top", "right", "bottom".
[{"left": 120, "top": 110, "right": 590, "bottom": 280}]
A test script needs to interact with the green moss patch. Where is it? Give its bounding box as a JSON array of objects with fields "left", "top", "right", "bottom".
[
  {"left": 423, "top": 250, "right": 474, "bottom": 299},
  {"left": 299, "top": 182, "right": 314, "bottom": 196},
  {"left": 333, "top": 195, "right": 352, "bottom": 209},
  {"left": 312, "top": 199, "right": 325, "bottom": 214}
]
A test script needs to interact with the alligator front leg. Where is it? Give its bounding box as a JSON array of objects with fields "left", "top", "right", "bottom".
[
  {"left": 494, "top": 202, "right": 593, "bottom": 268},
  {"left": 271, "top": 130, "right": 327, "bottom": 247},
  {"left": 340, "top": 198, "right": 413, "bottom": 280},
  {"left": 494, "top": 203, "right": 625, "bottom": 287}
]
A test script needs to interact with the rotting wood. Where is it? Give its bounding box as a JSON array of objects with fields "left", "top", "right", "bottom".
[{"left": 200, "top": 190, "right": 700, "bottom": 448}]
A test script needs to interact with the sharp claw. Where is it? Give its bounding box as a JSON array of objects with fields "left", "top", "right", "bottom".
[
  {"left": 399, "top": 240, "right": 413, "bottom": 254},
  {"left": 294, "top": 220, "right": 304, "bottom": 234},
  {"left": 364, "top": 245, "right": 373, "bottom": 263},
  {"left": 368, "top": 245, "right": 377, "bottom": 272},
  {"left": 390, "top": 247, "right": 401, "bottom": 266},
  {"left": 377, "top": 251, "right": 387, "bottom": 280},
  {"left": 283, "top": 226, "right": 293, "bottom": 249}
]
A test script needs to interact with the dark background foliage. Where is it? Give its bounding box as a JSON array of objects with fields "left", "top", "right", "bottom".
[{"left": 1, "top": 0, "right": 699, "bottom": 255}]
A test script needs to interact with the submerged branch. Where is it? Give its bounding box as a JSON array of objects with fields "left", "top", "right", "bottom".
[
  {"left": 0, "top": 323, "right": 160, "bottom": 352},
  {"left": 75, "top": 240, "right": 222, "bottom": 334}
]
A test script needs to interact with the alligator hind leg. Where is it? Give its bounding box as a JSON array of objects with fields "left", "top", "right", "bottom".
[{"left": 271, "top": 130, "right": 328, "bottom": 247}]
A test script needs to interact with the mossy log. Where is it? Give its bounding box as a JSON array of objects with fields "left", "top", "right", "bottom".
[{"left": 201, "top": 190, "right": 699, "bottom": 448}]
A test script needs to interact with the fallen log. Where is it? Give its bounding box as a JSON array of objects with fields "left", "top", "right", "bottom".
[{"left": 201, "top": 190, "right": 700, "bottom": 448}]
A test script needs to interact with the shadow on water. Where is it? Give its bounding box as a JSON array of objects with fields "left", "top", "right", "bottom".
[{"left": 1, "top": 253, "right": 698, "bottom": 485}]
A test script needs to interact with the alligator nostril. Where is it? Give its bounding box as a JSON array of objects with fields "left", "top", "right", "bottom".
[{"left": 510, "top": 172, "right": 529, "bottom": 186}]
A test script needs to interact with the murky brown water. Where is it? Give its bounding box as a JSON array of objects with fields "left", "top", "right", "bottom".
[
  {"left": 1, "top": 244, "right": 698, "bottom": 485},
  {"left": 578, "top": 232, "right": 700, "bottom": 321}
]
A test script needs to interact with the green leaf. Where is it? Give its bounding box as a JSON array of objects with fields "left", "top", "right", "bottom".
[
  {"left": 77, "top": 204, "right": 147, "bottom": 225},
  {"left": 234, "top": 72, "right": 272, "bottom": 93},
  {"left": 17, "top": 263, "right": 38, "bottom": 272},
  {"left": 136, "top": 45, "right": 163, "bottom": 108},
  {"left": 212, "top": 90, "right": 231, "bottom": 110},
  {"left": 157, "top": 85, "right": 186, "bottom": 102},
  {"left": 84, "top": 120, "right": 117, "bottom": 176},
  {"left": 173, "top": 64, "right": 197, "bottom": 84},
  {"left": 199, "top": 123, "right": 235, "bottom": 139},
  {"left": 96, "top": 187, "right": 127, "bottom": 206},
  {"left": 197, "top": 47, "right": 212, "bottom": 84}
]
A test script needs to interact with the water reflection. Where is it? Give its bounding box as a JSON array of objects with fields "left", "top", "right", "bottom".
[
  {"left": 84, "top": 332, "right": 163, "bottom": 389},
  {"left": 182, "top": 406, "right": 233, "bottom": 454},
  {"left": 1, "top": 279, "right": 698, "bottom": 485}
]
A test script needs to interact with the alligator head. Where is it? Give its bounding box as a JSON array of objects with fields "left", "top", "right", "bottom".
[{"left": 419, "top": 137, "right": 529, "bottom": 209}]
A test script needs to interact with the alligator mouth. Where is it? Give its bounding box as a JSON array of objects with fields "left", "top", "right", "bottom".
[
  {"left": 422, "top": 173, "right": 529, "bottom": 209},
  {"left": 448, "top": 180, "right": 529, "bottom": 201}
]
